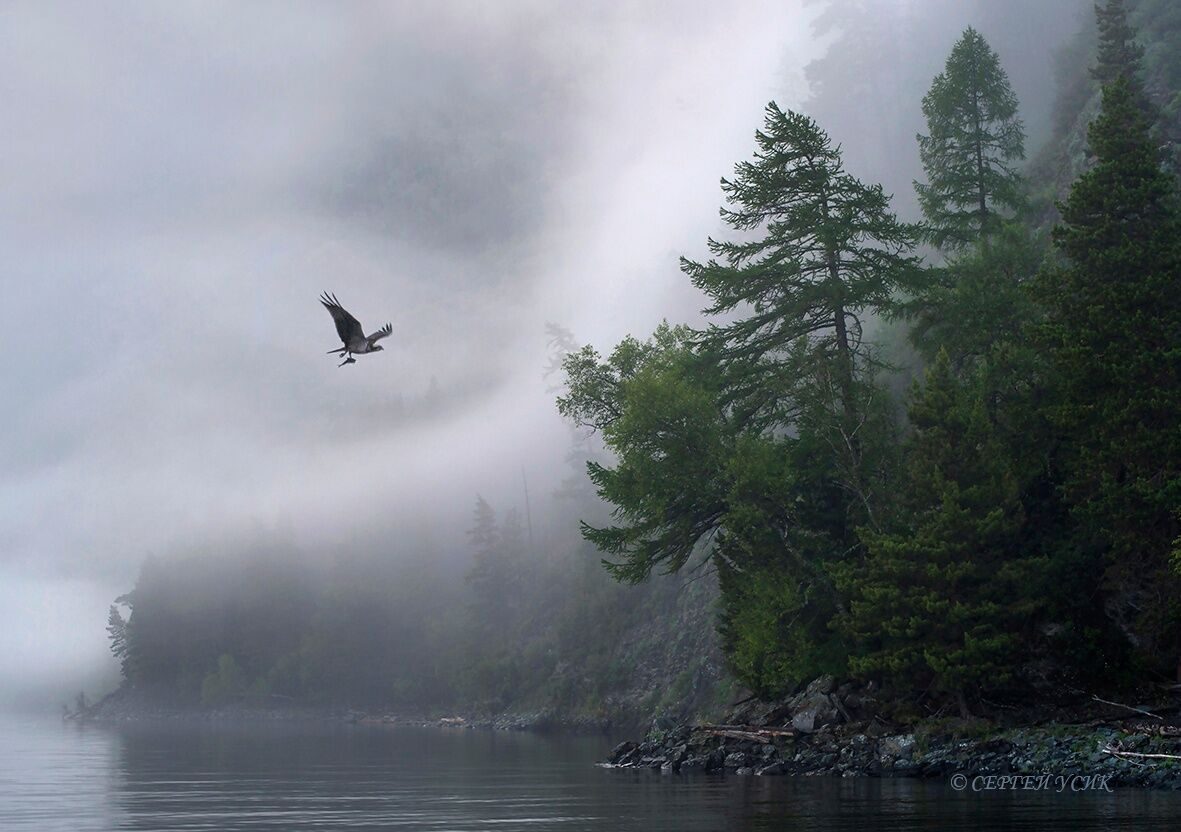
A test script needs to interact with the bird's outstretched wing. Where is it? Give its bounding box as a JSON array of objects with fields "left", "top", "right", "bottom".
[
  {"left": 320, "top": 292, "right": 364, "bottom": 346},
  {"left": 367, "top": 323, "right": 393, "bottom": 343}
]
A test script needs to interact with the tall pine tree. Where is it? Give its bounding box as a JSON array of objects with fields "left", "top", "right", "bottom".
[
  {"left": 916, "top": 28, "right": 1025, "bottom": 251},
  {"left": 1033, "top": 75, "right": 1181, "bottom": 676}
]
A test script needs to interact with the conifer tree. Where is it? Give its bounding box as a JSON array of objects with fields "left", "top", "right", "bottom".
[
  {"left": 916, "top": 28, "right": 1025, "bottom": 251},
  {"left": 107, "top": 604, "right": 132, "bottom": 680},
  {"left": 561, "top": 107, "right": 919, "bottom": 694},
  {"left": 840, "top": 352, "right": 1043, "bottom": 715},
  {"left": 1093, "top": 0, "right": 1145, "bottom": 87},
  {"left": 683, "top": 102, "right": 919, "bottom": 439},
  {"left": 1091, "top": 0, "right": 1157, "bottom": 124},
  {"left": 903, "top": 221, "right": 1040, "bottom": 368},
  {"left": 466, "top": 496, "right": 499, "bottom": 567},
  {"left": 1033, "top": 76, "right": 1181, "bottom": 674},
  {"left": 683, "top": 104, "right": 917, "bottom": 569},
  {"left": 465, "top": 496, "right": 506, "bottom": 621}
]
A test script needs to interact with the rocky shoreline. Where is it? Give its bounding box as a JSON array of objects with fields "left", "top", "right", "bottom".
[
  {"left": 604, "top": 722, "right": 1181, "bottom": 789},
  {"left": 81, "top": 680, "right": 1181, "bottom": 790},
  {"left": 602, "top": 677, "right": 1181, "bottom": 790}
]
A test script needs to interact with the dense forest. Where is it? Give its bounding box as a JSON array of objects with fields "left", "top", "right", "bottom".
[{"left": 105, "top": 0, "right": 1181, "bottom": 723}]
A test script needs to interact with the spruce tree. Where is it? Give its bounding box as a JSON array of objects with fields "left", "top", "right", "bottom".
[
  {"left": 1091, "top": 0, "right": 1157, "bottom": 125},
  {"left": 1093, "top": 0, "right": 1145, "bottom": 87},
  {"left": 840, "top": 352, "right": 1043, "bottom": 715},
  {"left": 916, "top": 28, "right": 1025, "bottom": 251},
  {"left": 1033, "top": 76, "right": 1181, "bottom": 674}
]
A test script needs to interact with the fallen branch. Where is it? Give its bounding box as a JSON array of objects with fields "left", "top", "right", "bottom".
[
  {"left": 1102, "top": 745, "right": 1181, "bottom": 762},
  {"left": 1090, "top": 695, "right": 1164, "bottom": 721},
  {"left": 704, "top": 730, "right": 780, "bottom": 743},
  {"left": 697, "top": 723, "right": 795, "bottom": 734}
]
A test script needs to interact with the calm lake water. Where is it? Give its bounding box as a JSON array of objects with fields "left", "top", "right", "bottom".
[{"left": 1, "top": 714, "right": 1177, "bottom": 831}]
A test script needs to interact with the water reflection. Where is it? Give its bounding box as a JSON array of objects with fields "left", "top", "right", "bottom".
[{"left": 0, "top": 716, "right": 1176, "bottom": 831}]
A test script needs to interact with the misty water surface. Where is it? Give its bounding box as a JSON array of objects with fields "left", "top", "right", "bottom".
[{"left": 1, "top": 716, "right": 1176, "bottom": 831}]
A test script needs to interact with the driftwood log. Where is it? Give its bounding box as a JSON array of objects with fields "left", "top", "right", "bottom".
[
  {"left": 1102, "top": 745, "right": 1181, "bottom": 762},
  {"left": 694, "top": 724, "right": 795, "bottom": 743}
]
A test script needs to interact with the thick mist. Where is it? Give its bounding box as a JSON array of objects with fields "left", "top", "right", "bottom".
[
  {"left": 804, "top": 0, "right": 1086, "bottom": 220},
  {"left": 0, "top": 0, "right": 1085, "bottom": 707}
]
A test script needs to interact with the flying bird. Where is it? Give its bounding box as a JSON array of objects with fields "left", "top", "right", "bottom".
[{"left": 320, "top": 292, "right": 392, "bottom": 367}]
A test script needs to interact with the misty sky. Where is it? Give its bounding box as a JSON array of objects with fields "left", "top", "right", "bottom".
[{"left": 0, "top": 0, "right": 1084, "bottom": 703}]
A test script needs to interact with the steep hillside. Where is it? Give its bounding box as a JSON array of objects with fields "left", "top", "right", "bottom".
[{"left": 1029, "top": 0, "right": 1181, "bottom": 225}]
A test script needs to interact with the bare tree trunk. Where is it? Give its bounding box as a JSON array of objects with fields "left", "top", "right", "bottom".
[
  {"left": 957, "top": 689, "right": 972, "bottom": 720},
  {"left": 971, "top": 53, "right": 990, "bottom": 253},
  {"left": 827, "top": 247, "right": 857, "bottom": 436}
]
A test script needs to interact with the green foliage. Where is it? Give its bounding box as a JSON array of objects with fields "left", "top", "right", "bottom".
[
  {"left": 1093, "top": 0, "right": 1145, "bottom": 87},
  {"left": 1027, "top": 0, "right": 1180, "bottom": 227},
  {"left": 839, "top": 353, "right": 1046, "bottom": 708},
  {"left": 916, "top": 28, "right": 1026, "bottom": 251},
  {"left": 559, "top": 324, "right": 731, "bottom": 583},
  {"left": 903, "top": 222, "right": 1043, "bottom": 368},
  {"left": 1093, "top": 0, "right": 1160, "bottom": 128},
  {"left": 711, "top": 433, "right": 845, "bottom": 695},
  {"left": 560, "top": 104, "right": 917, "bottom": 695},
  {"left": 684, "top": 103, "right": 920, "bottom": 432},
  {"left": 1032, "top": 75, "right": 1181, "bottom": 670},
  {"left": 718, "top": 560, "right": 840, "bottom": 699},
  {"left": 559, "top": 325, "right": 874, "bottom": 695}
]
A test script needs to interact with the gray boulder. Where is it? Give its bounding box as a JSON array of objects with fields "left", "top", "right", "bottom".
[
  {"left": 788, "top": 675, "right": 841, "bottom": 734},
  {"left": 879, "top": 734, "right": 917, "bottom": 761},
  {"left": 723, "top": 751, "right": 751, "bottom": 769}
]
